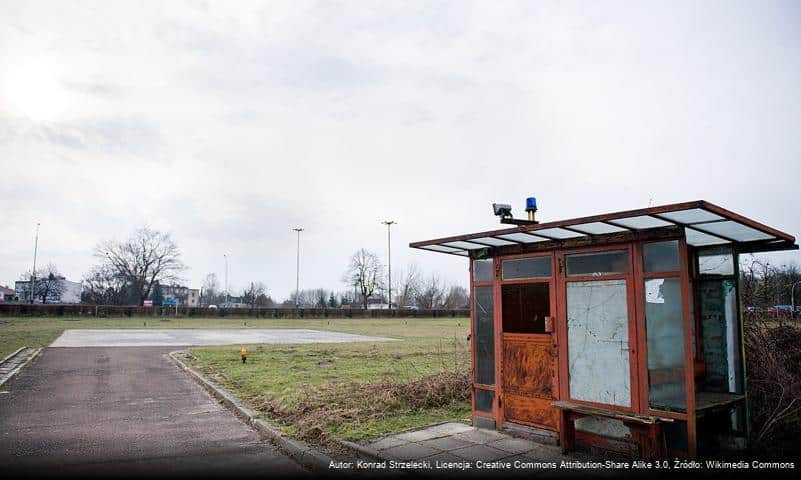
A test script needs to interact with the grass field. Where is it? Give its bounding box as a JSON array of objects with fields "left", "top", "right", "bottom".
[{"left": 0, "top": 315, "right": 472, "bottom": 442}]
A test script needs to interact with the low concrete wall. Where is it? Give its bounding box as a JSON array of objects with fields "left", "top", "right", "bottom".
[{"left": 0, "top": 303, "right": 469, "bottom": 319}]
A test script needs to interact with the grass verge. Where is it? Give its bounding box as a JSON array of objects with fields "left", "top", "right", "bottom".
[{"left": 185, "top": 317, "right": 472, "bottom": 443}]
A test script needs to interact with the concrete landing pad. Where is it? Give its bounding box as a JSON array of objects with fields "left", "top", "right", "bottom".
[{"left": 50, "top": 329, "right": 394, "bottom": 347}]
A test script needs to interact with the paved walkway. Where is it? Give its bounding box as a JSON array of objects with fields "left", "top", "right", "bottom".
[
  {"left": 50, "top": 328, "right": 394, "bottom": 347},
  {"left": 0, "top": 347, "right": 307, "bottom": 477},
  {"left": 359, "top": 422, "right": 602, "bottom": 477}
]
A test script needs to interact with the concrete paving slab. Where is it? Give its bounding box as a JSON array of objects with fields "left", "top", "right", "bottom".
[
  {"left": 427, "top": 422, "right": 474, "bottom": 436},
  {"left": 452, "top": 428, "right": 507, "bottom": 445},
  {"left": 418, "top": 435, "right": 475, "bottom": 451},
  {"left": 488, "top": 437, "right": 541, "bottom": 454},
  {"left": 381, "top": 442, "right": 440, "bottom": 460},
  {"left": 394, "top": 428, "right": 445, "bottom": 442},
  {"left": 50, "top": 328, "right": 394, "bottom": 347},
  {"left": 450, "top": 444, "right": 512, "bottom": 461}
]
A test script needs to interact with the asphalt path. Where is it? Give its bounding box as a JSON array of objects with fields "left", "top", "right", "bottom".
[{"left": 0, "top": 346, "right": 309, "bottom": 478}]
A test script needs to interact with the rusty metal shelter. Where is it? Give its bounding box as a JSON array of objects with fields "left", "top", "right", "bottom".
[{"left": 411, "top": 200, "right": 797, "bottom": 458}]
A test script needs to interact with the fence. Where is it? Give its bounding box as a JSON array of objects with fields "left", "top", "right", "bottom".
[{"left": 0, "top": 303, "right": 469, "bottom": 319}]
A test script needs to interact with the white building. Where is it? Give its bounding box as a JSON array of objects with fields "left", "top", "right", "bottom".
[{"left": 14, "top": 277, "right": 82, "bottom": 304}]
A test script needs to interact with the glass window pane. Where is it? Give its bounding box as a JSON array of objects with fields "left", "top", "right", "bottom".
[
  {"left": 534, "top": 228, "right": 585, "bottom": 239},
  {"left": 643, "top": 240, "right": 680, "bottom": 272},
  {"left": 567, "top": 280, "right": 631, "bottom": 407},
  {"left": 496, "top": 232, "right": 548, "bottom": 243},
  {"left": 645, "top": 278, "right": 687, "bottom": 411},
  {"left": 502, "top": 283, "right": 549, "bottom": 334},
  {"left": 502, "top": 257, "right": 551, "bottom": 280},
  {"left": 471, "top": 237, "right": 516, "bottom": 246},
  {"left": 698, "top": 250, "right": 734, "bottom": 276},
  {"left": 612, "top": 216, "right": 673, "bottom": 229},
  {"left": 566, "top": 250, "right": 629, "bottom": 276},
  {"left": 571, "top": 222, "right": 627, "bottom": 235},
  {"left": 475, "top": 389, "right": 494, "bottom": 412},
  {"left": 658, "top": 209, "right": 724, "bottom": 224},
  {"left": 694, "top": 221, "right": 774, "bottom": 242},
  {"left": 420, "top": 245, "right": 463, "bottom": 253},
  {"left": 473, "top": 259, "right": 493, "bottom": 282},
  {"left": 474, "top": 285, "right": 495, "bottom": 385},
  {"left": 442, "top": 240, "right": 489, "bottom": 250},
  {"left": 685, "top": 228, "right": 729, "bottom": 247}
]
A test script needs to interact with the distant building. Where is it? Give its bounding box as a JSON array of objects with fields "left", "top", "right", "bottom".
[
  {"left": 187, "top": 288, "right": 200, "bottom": 307},
  {"left": 0, "top": 285, "right": 15, "bottom": 302},
  {"left": 14, "top": 277, "right": 82, "bottom": 304},
  {"left": 153, "top": 284, "right": 201, "bottom": 307}
]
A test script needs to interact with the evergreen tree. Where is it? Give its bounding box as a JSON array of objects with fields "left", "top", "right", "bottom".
[
  {"left": 328, "top": 293, "right": 338, "bottom": 308},
  {"left": 152, "top": 284, "right": 164, "bottom": 306}
]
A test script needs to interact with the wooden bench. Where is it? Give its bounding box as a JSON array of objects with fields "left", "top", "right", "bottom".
[{"left": 552, "top": 401, "right": 673, "bottom": 460}]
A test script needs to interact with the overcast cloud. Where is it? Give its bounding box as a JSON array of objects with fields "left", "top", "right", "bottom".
[{"left": 1, "top": 0, "right": 799, "bottom": 300}]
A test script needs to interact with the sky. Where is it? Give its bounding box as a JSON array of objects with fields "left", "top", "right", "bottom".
[{"left": 1, "top": 0, "right": 799, "bottom": 301}]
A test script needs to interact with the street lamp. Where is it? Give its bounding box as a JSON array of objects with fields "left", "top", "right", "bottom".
[
  {"left": 224, "top": 253, "right": 229, "bottom": 307},
  {"left": 382, "top": 220, "right": 396, "bottom": 310},
  {"left": 30, "top": 222, "right": 40, "bottom": 304},
  {"left": 792, "top": 280, "right": 801, "bottom": 319},
  {"left": 293, "top": 228, "right": 304, "bottom": 308}
]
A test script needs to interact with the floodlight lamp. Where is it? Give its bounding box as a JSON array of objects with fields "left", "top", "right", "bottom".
[{"left": 492, "top": 203, "right": 513, "bottom": 218}]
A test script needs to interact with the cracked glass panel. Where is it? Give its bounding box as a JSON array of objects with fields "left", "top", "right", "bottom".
[
  {"left": 567, "top": 279, "right": 631, "bottom": 407},
  {"left": 645, "top": 278, "right": 687, "bottom": 411},
  {"left": 474, "top": 285, "right": 495, "bottom": 386},
  {"left": 698, "top": 250, "right": 734, "bottom": 276}
]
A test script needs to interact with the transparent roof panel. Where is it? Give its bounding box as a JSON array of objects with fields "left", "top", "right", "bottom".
[
  {"left": 693, "top": 221, "right": 775, "bottom": 242},
  {"left": 612, "top": 215, "right": 674, "bottom": 229},
  {"left": 570, "top": 222, "right": 628, "bottom": 235},
  {"left": 419, "top": 245, "right": 464, "bottom": 253},
  {"left": 533, "top": 228, "right": 586, "bottom": 239},
  {"left": 469, "top": 236, "right": 517, "bottom": 246},
  {"left": 685, "top": 228, "right": 729, "bottom": 247},
  {"left": 496, "top": 232, "right": 549, "bottom": 243},
  {"left": 658, "top": 208, "right": 724, "bottom": 224},
  {"left": 441, "top": 240, "right": 489, "bottom": 250}
]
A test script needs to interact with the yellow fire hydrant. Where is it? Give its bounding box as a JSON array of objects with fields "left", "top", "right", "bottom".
[{"left": 239, "top": 346, "right": 248, "bottom": 364}]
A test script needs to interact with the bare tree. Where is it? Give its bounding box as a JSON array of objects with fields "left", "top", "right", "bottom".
[
  {"left": 415, "top": 273, "right": 445, "bottom": 309},
  {"left": 201, "top": 273, "right": 221, "bottom": 306},
  {"left": 394, "top": 263, "right": 422, "bottom": 308},
  {"left": 93, "top": 227, "right": 186, "bottom": 306},
  {"left": 20, "top": 263, "right": 65, "bottom": 304},
  {"left": 82, "top": 264, "right": 131, "bottom": 305},
  {"left": 442, "top": 285, "right": 469, "bottom": 309},
  {"left": 343, "top": 249, "right": 384, "bottom": 309},
  {"left": 241, "top": 282, "right": 268, "bottom": 308}
]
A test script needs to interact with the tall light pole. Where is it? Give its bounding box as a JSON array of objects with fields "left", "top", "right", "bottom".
[
  {"left": 382, "top": 221, "right": 396, "bottom": 309},
  {"left": 30, "top": 222, "right": 40, "bottom": 304},
  {"left": 293, "top": 228, "right": 304, "bottom": 308},
  {"left": 224, "top": 253, "right": 229, "bottom": 307},
  {"left": 792, "top": 280, "right": 801, "bottom": 319}
]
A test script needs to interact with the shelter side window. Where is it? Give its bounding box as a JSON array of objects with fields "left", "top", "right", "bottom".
[
  {"left": 473, "top": 259, "right": 493, "bottom": 282},
  {"left": 474, "top": 285, "right": 495, "bottom": 386},
  {"left": 643, "top": 241, "right": 687, "bottom": 411},
  {"left": 474, "top": 389, "right": 494, "bottom": 412}
]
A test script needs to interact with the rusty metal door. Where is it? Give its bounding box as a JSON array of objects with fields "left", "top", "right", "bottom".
[
  {"left": 499, "top": 279, "right": 559, "bottom": 430},
  {"left": 501, "top": 333, "right": 559, "bottom": 429}
]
